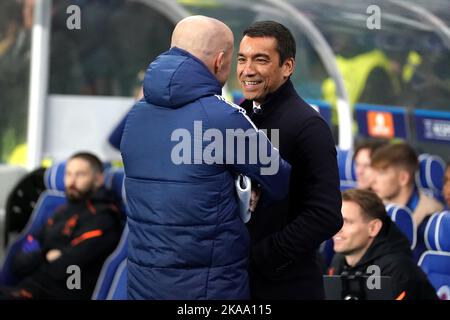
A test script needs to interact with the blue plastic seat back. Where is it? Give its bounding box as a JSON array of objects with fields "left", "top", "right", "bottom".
[
  {"left": 385, "top": 204, "right": 416, "bottom": 249},
  {"left": 419, "top": 251, "right": 450, "bottom": 297},
  {"left": 416, "top": 154, "right": 446, "bottom": 203},
  {"left": 424, "top": 211, "right": 450, "bottom": 252},
  {"left": 107, "top": 259, "right": 128, "bottom": 300},
  {"left": 336, "top": 148, "right": 356, "bottom": 181},
  {"left": 0, "top": 161, "right": 68, "bottom": 285},
  {"left": 103, "top": 167, "right": 126, "bottom": 215},
  {"left": 92, "top": 224, "right": 128, "bottom": 300},
  {"left": 418, "top": 211, "right": 450, "bottom": 299}
]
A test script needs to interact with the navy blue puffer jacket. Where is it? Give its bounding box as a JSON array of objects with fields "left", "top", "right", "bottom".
[{"left": 121, "top": 47, "right": 290, "bottom": 299}]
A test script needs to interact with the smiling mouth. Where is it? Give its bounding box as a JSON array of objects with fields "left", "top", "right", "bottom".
[{"left": 242, "top": 80, "right": 262, "bottom": 87}]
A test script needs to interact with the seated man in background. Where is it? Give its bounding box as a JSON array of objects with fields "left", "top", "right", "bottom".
[
  {"left": 371, "top": 142, "right": 443, "bottom": 227},
  {"left": 329, "top": 189, "right": 437, "bottom": 300},
  {"left": 353, "top": 139, "right": 387, "bottom": 190},
  {"left": 370, "top": 143, "right": 444, "bottom": 260},
  {"left": 444, "top": 162, "right": 450, "bottom": 209},
  {"left": 0, "top": 152, "right": 122, "bottom": 299}
]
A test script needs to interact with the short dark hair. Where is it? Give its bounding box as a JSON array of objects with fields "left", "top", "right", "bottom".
[
  {"left": 353, "top": 139, "right": 388, "bottom": 161},
  {"left": 243, "top": 21, "right": 296, "bottom": 66},
  {"left": 371, "top": 143, "right": 419, "bottom": 183},
  {"left": 68, "top": 152, "right": 103, "bottom": 173},
  {"left": 342, "top": 189, "right": 386, "bottom": 222}
]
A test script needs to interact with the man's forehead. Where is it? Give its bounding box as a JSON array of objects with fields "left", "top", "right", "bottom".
[
  {"left": 66, "top": 158, "right": 91, "bottom": 171},
  {"left": 238, "top": 36, "right": 277, "bottom": 53},
  {"left": 342, "top": 200, "right": 366, "bottom": 218},
  {"left": 356, "top": 148, "right": 371, "bottom": 158}
]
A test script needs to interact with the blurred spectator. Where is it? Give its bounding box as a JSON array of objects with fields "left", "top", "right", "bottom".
[
  {"left": 375, "top": 33, "right": 422, "bottom": 93},
  {"left": 322, "top": 33, "right": 400, "bottom": 127},
  {"left": 0, "top": 152, "right": 121, "bottom": 299},
  {"left": 353, "top": 139, "right": 388, "bottom": 190},
  {"left": 400, "top": 33, "right": 450, "bottom": 112},
  {"left": 371, "top": 143, "right": 444, "bottom": 227},
  {"left": 444, "top": 162, "right": 450, "bottom": 209},
  {"left": 49, "top": 0, "right": 121, "bottom": 95},
  {"left": 49, "top": 0, "right": 172, "bottom": 97},
  {"left": 329, "top": 189, "right": 438, "bottom": 300},
  {"left": 108, "top": 2, "right": 171, "bottom": 96}
]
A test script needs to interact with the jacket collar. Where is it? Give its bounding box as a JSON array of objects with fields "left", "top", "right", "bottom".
[{"left": 241, "top": 79, "right": 295, "bottom": 118}]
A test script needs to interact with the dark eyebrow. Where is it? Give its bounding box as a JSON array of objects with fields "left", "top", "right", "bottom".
[{"left": 237, "top": 53, "right": 271, "bottom": 60}]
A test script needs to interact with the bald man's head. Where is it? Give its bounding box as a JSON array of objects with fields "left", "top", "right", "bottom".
[{"left": 171, "top": 15, "right": 234, "bottom": 86}]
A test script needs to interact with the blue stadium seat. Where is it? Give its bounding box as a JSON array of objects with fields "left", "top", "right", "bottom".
[
  {"left": 336, "top": 148, "right": 356, "bottom": 181},
  {"left": 418, "top": 211, "right": 450, "bottom": 300},
  {"left": 0, "top": 162, "right": 67, "bottom": 285},
  {"left": 107, "top": 259, "right": 127, "bottom": 300},
  {"left": 43, "top": 160, "right": 67, "bottom": 191},
  {"left": 336, "top": 148, "right": 357, "bottom": 190},
  {"left": 92, "top": 224, "right": 128, "bottom": 300},
  {"left": 385, "top": 204, "right": 416, "bottom": 249},
  {"left": 103, "top": 167, "right": 126, "bottom": 215},
  {"left": 92, "top": 167, "right": 128, "bottom": 300},
  {"left": 416, "top": 154, "right": 446, "bottom": 204},
  {"left": 423, "top": 211, "right": 450, "bottom": 252},
  {"left": 339, "top": 180, "right": 357, "bottom": 191}
]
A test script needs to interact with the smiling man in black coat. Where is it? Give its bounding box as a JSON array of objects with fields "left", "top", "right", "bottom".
[{"left": 237, "top": 21, "right": 343, "bottom": 299}]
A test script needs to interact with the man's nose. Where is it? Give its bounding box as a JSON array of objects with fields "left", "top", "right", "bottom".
[
  {"left": 65, "top": 177, "right": 75, "bottom": 188},
  {"left": 241, "top": 61, "right": 256, "bottom": 77}
]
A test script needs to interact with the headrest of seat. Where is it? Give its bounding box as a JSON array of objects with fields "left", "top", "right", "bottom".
[
  {"left": 44, "top": 161, "right": 67, "bottom": 191},
  {"left": 416, "top": 154, "right": 445, "bottom": 192},
  {"left": 385, "top": 204, "right": 414, "bottom": 221},
  {"left": 425, "top": 211, "right": 450, "bottom": 252},
  {"left": 385, "top": 204, "right": 416, "bottom": 249},
  {"left": 336, "top": 148, "right": 356, "bottom": 181},
  {"left": 44, "top": 160, "right": 112, "bottom": 192},
  {"left": 104, "top": 168, "right": 125, "bottom": 203}
]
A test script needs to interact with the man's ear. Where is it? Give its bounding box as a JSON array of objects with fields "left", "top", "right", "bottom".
[
  {"left": 368, "top": 219, "right": 383, "bottom": 238},
  {"left": 95, "top": 173, "right": 104, "bottom": 189},
  {"left": 282, "top": 57, "right": 295, "bottom": 79},
  {"left": 214, "top": 51, "right": 225, "bottom": 75},
  {"left": 398, "top": 169, "right": 411, "bottom": 187}
]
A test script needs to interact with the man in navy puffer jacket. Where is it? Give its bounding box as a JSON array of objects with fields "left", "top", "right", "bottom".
[{"left": 120, "top": 16, "right": 291, "bottom": 300}]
